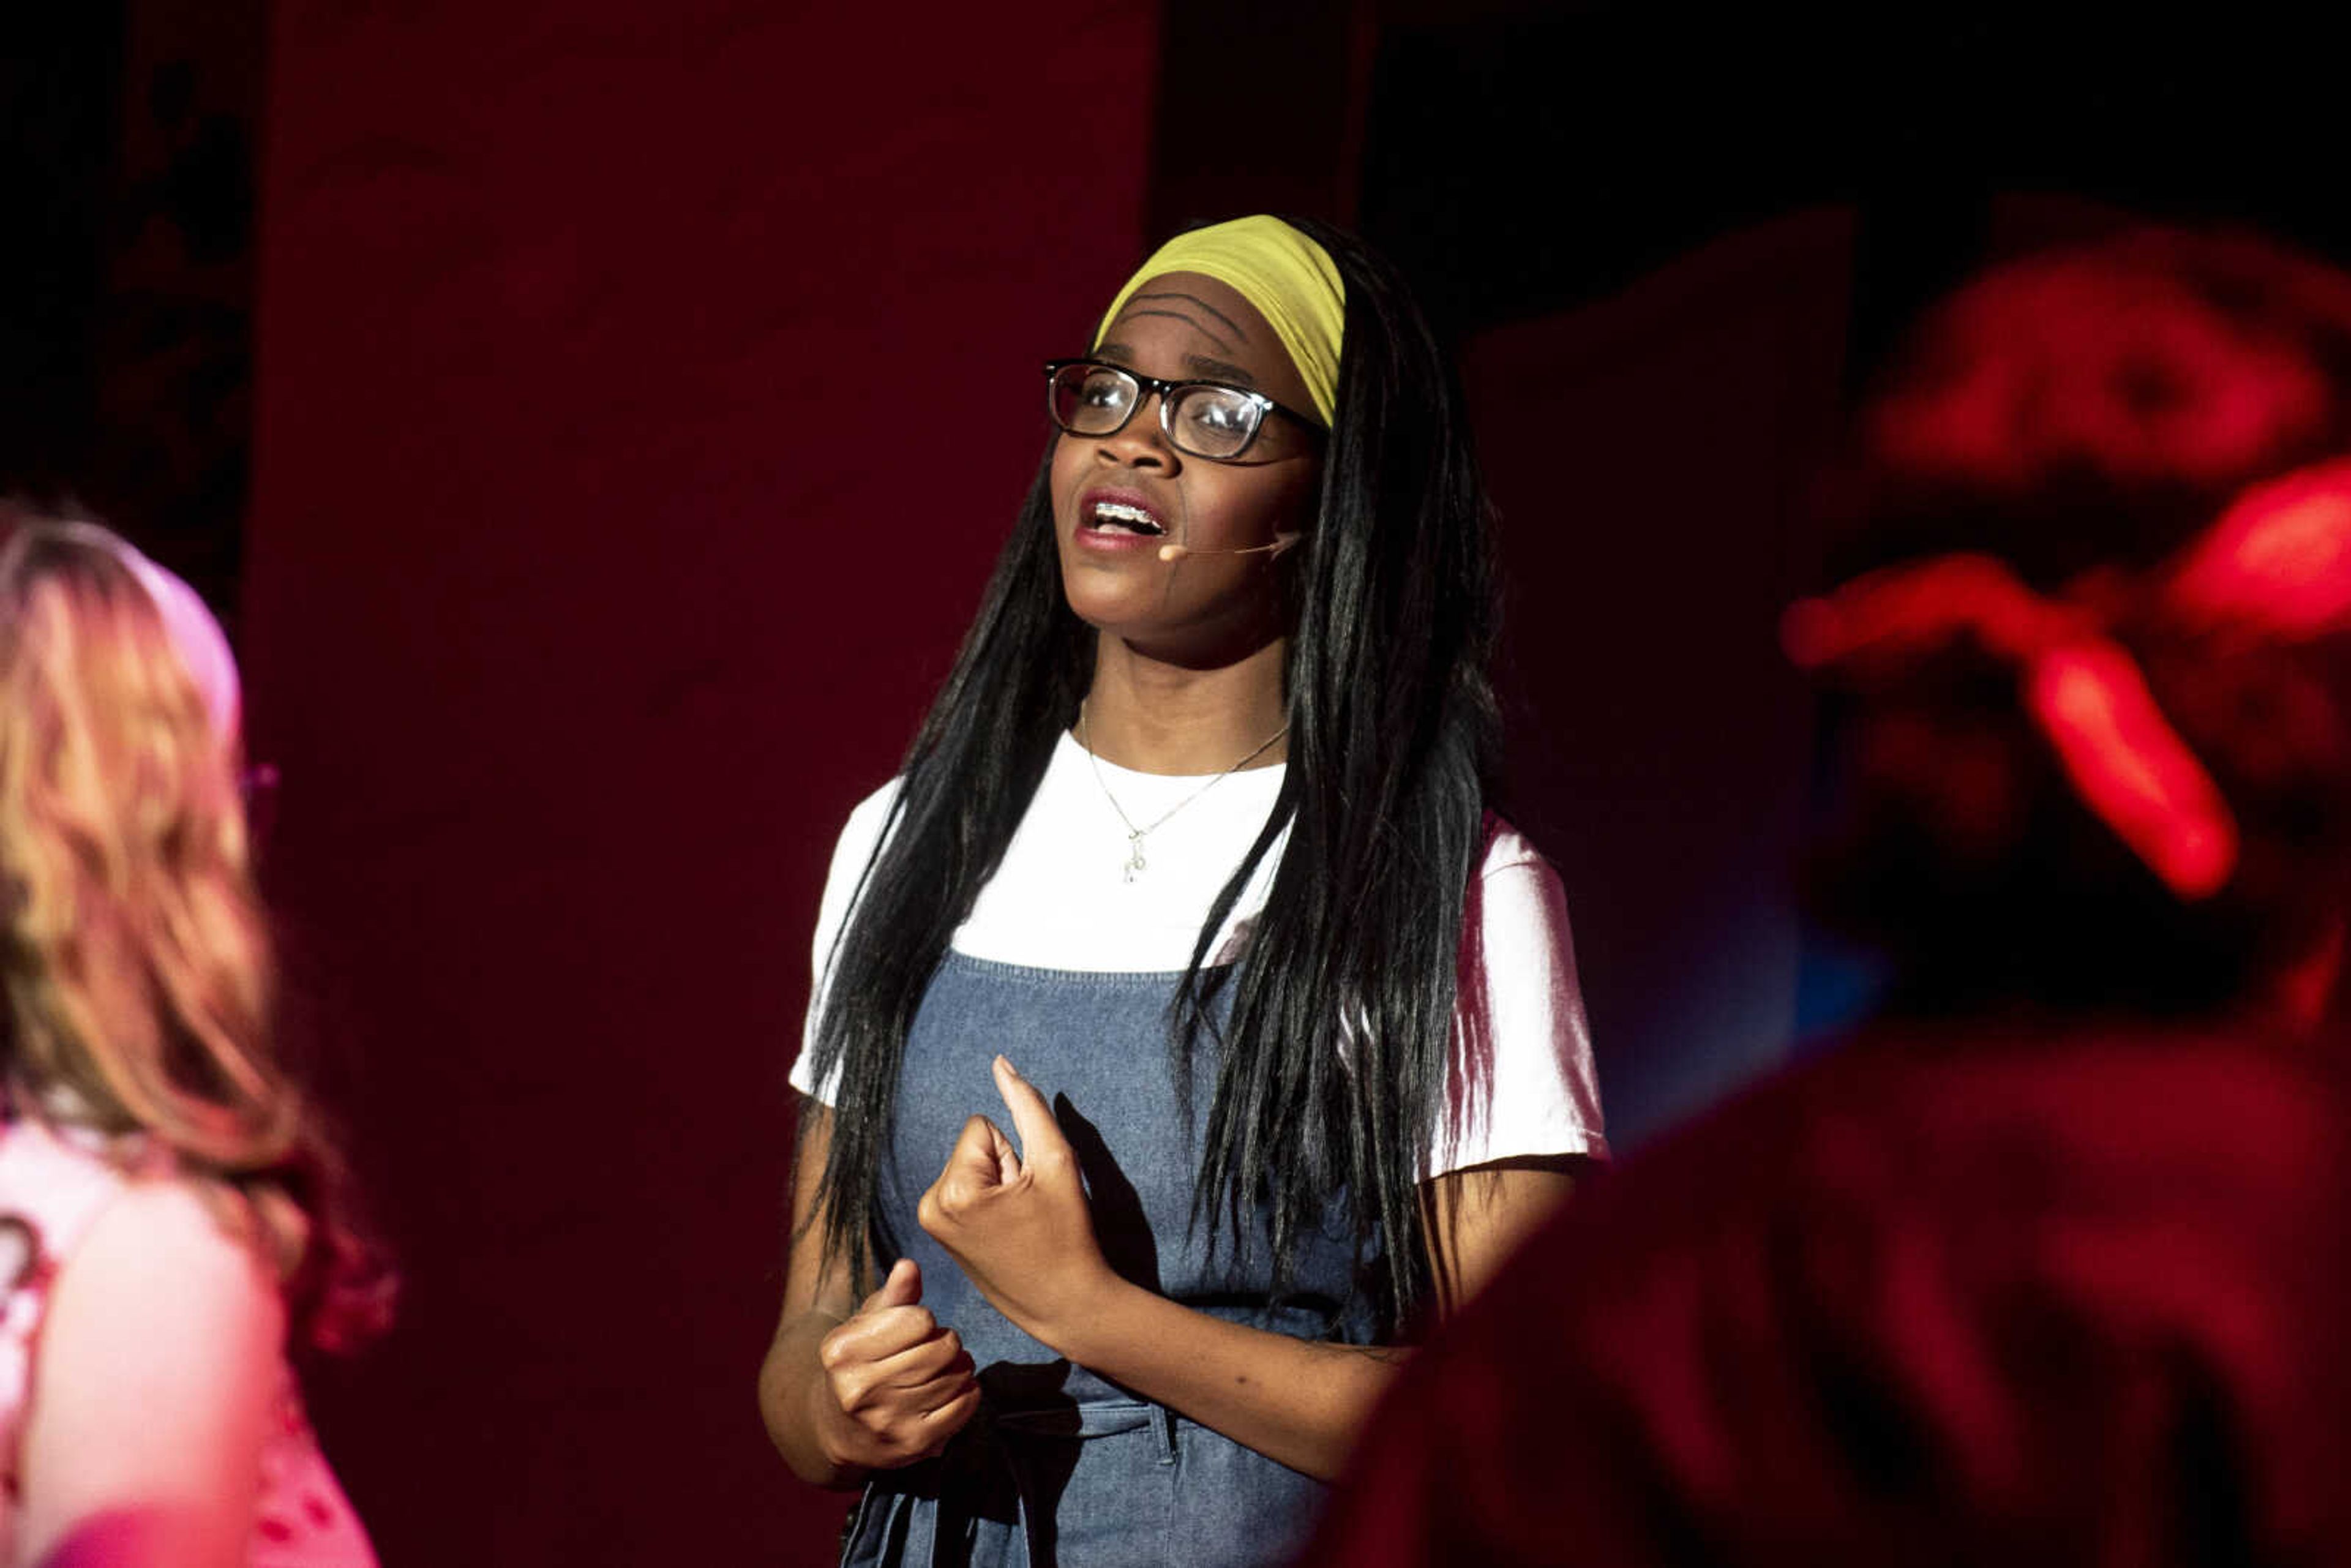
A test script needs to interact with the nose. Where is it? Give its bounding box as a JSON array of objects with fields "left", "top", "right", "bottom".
[{"left": 1093, "top": 388, "right": 1179, "bottom": 471}]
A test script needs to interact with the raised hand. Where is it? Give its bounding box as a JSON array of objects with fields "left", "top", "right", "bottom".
[
  {"left": 811, "top": 1258, "right": 980, "bottom": 1470},
  {"left": 917, "top": 1056, "right": 1118, "bottom": 1347}
]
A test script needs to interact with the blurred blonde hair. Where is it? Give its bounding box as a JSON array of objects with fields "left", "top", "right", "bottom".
[{"left": 0, "top": 514, "right": 388, "bottom": 1349}]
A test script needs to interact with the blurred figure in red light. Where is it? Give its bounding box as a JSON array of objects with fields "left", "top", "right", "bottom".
[
  {"left": 0, "top": 511, "right": 390, "bottom": 1567},
  {"left": 1294, "top": 227, "right": 2351, "bottom": 1568}
]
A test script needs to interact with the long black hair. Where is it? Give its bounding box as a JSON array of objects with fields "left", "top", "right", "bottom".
[{"left": 806, "top": 217, "right": 1501, "bottom": 1332}]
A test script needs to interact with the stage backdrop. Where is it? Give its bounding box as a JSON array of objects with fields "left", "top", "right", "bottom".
[
  {"left": 1467, "top": 209, "right": 1854, "bottom": 1149},
  {"left": 247, "top": 4, "right": 1160, "bottom": 1561}
]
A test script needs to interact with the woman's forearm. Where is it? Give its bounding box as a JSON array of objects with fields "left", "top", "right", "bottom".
[
  {"left": 999, "top": 1164, "right": 1585, "bottom": 1476},
  {"left": 913, "top": 1065, "right": 1581, "bottom": 1481},
  {"left": 1032, "top": 1278, "right": 1407, "bottom": 1480}
]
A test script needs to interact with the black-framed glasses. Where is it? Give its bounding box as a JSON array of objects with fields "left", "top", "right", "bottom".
[{"left": 1044, "top": 359, "right": 1322, "bottom": 462}]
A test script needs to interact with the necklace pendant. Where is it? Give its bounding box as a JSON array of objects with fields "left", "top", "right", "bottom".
[{"left": 1079, "top": 702, "right": 1291, "bottom": 888}]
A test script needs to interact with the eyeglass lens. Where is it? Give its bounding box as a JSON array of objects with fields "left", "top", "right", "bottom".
[{"left": 1048, "top": 364, "right": 1262, "bottom": 460}]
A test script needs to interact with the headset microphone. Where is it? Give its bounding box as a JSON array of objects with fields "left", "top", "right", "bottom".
[{"left": 1157, "top": 532, "right": 1302, "bottom": 564}]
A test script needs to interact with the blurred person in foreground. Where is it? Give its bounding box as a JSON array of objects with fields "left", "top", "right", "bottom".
[
  {"left": 1295, "top": 227, "right": 2351, "bottom": 1567},
  {"left": 0, "top": 513, "right": 389, "bottom": 1567}
]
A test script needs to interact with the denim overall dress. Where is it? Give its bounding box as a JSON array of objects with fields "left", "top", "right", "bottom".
[{"left": 839, "top": 952, "right": 1381, "bottom": 1568}]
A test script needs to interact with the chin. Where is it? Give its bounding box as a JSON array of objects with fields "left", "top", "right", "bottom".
[{"left": 1059, "top": 581, "right": 1151, "bottom": 636}]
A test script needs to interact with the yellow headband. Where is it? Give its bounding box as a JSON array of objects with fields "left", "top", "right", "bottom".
[{"left": 1094, "top": 216, "right": 1346, "bottom": 424}]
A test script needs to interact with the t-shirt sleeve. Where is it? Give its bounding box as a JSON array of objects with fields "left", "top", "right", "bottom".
[
  {"left": 1427, "top": 824, "right": 1608, "bottom": 1177},
  {"left": 787, "top": 779, "right": 902, "bottom": 1106}
]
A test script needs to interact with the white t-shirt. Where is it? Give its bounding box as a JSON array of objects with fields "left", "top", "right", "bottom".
[{"left": 789, "top": 732, "right": 1607, "bottom": 1176}]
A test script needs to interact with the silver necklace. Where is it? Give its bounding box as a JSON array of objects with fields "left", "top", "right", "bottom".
[{"left": 1078, "top": 703, "right": 1289, "bottom": 882}]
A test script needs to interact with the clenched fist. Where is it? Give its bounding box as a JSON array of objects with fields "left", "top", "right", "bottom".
[
  {"left": 917, "top": 1055, "right": 1118, "bottom": 1347},
  {"left": 811, "top": 1258, "right": 980, "bottom": 1470}
]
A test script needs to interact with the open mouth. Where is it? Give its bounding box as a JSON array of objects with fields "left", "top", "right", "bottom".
[{"left": 1085, "top": 498, "right": 1166, "bottom": 537}]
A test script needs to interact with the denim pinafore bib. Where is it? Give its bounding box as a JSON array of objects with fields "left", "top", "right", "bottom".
[{"left": 839, "top": 953, "right": 1380, "bottom": 1568}]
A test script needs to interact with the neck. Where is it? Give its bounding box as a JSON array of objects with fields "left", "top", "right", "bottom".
[{"left": 1079, "top": 633, "right": 1289, "bottom": 775}]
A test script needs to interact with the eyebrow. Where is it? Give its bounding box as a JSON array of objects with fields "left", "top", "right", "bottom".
[
  {"left": 1092, "top": 343, "right": 1262, "bottom": 391},
  {"left": 1183, "top": 354, "right": 1258, "bottom": 388}
]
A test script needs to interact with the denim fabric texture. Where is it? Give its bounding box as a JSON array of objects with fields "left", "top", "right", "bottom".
[{"left": 840, "top": 953, "right": 1379, "bottom": 1568}]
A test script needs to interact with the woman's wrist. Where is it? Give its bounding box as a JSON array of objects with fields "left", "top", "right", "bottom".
[
  {"left": 1019, "top": 1267, "right": 1141, "bottom": 1367},
  {"left": 776, "top": 1308, "right": 872, "bottom": 1484}
]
